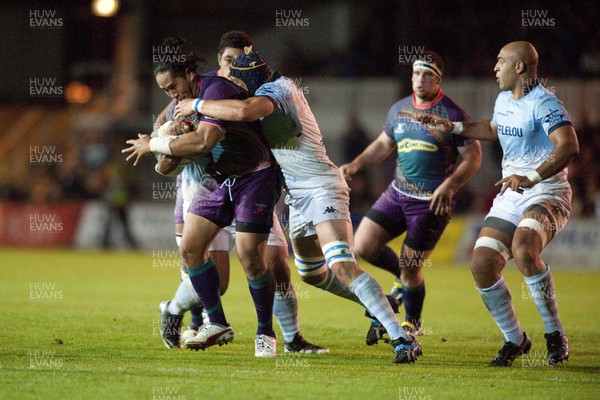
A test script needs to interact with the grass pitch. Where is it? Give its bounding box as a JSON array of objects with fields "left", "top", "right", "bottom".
[{"left": 1, "top": 248, "right": 599, "bottom": 399}]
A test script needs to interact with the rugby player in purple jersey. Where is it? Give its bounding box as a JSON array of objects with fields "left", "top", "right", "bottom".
[
  {"left": 341, "top": 51, "right": 481, "bottom": 343},
  {"left": 123, "top": 38, "right": 281, "bottom": 357}
]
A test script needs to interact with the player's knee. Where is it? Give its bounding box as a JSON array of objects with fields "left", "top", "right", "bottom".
[
  {"left": 294, "top": 254, "right": 327, "bottom": 280},
  {"left": 322, "top": 240, "right": 356, "bottom": 268},
  {"left": 179, "top": 244, "right": 198, "bottom": 268},
  {"left": 352, "top": 240, "right": 377, "bottom": 262},
  {"left": 298, "top": 273, "right": 325, "bottom": 286},
  {"left": 511, "top": 242, "right": 538, "bottom": 266},
  {"left": 220, "top": 281, "right": 229, "bottom": 296},
  {"left": 267, "top": 247, "right": 291, "bottom": 282},
  {"left": 241, "top": 261, "right": 268, "bottom": 280},
  {"left": 471, "top": 237, "right": 509, "bottom": 280}
]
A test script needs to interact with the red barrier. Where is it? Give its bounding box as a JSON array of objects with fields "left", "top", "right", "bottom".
[{"left": 0, "top": 202, "right": 83, "bottom": 247}]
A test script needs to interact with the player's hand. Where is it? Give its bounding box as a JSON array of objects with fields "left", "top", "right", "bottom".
[
  {"left": 155, "top": 154, "right": 183, "bottom": 176},
  {"left": 495, "top": 174, "right": 533, "bottom": 195},
  {"left": 122, "top": 134, "right": 151, "bottom": 166},
  {"left": 415, "top": 113, "right": 453, "bottom": 133},
  {"left": 174, "top": 99, "right": 196, "bottom": 119},
  {"left": 430, "top": 181, "right": 455, "bottom": 215},
  {"left": 339, "top": 163, "right": 358, "bottom": 181}
]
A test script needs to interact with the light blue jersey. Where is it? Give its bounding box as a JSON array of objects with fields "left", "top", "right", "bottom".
[
  {"left": 492, "top": 84, "right": 572, "bottom": 193},
  {"left": 256, "top": 75, "right": 340, "bottom": 188}
]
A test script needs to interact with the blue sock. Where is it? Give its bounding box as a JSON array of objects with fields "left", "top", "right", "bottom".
[
  {"left": 403, "top": 283, "right": 425, "bottom": 327},
  {"left": 350, "top": 272, "right": 408, "bottom": 341},
  {"left": 478, "top": 277, "right": 524, "bottom": 345},
  {"left": 190, "top": 306, "right": 204, "bottom": 327},
  {"left": 187, "top": 258, "right": 228, "bottom": 327},
  {"left": 524, "top": 265, "right": 564, "bottom": 335},
  {"left": 248, "top": 269, "right": 276, "bottom": 337},
  {"left": 315, "top": 268, "right": 362, "bottom": 305},
  {"left": 273, "top": 289, "right": 299, "bottom": 343}
]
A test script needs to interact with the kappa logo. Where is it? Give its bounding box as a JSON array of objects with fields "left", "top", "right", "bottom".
[{"left": 323, "top": 206, "right": 338, "bottom": 214}]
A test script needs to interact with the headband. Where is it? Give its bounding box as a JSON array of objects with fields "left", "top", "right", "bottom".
[{"left": 412, "top": 60, "right": 442, "bottom": 78}]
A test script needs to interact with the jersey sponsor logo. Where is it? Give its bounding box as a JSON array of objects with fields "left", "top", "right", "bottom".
[
  {"left": 322, "top": 206, "right": 338, "bottom": 214},
  {"left": 497, "top": 124, "right": 523, "bottom": 137},
  {"left": 394, "top": 122, "right": 407, "bottom": 134},
  {"left": 542, "top": 109, "right": 565, "bottom": 126},
  {"left": 397, "top": 139, "right": 438, "bottom": 153}
]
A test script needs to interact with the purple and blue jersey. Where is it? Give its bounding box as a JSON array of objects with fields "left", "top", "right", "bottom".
[
  {"left": 383, "top": 90, "right": 472, "bottom": 199},
  {"left": 196, "top": 75, "right": 272, "bottom": 180}
]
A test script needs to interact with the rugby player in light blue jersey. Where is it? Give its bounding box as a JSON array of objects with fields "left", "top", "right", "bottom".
[
  {"left": 340, "top": 51, "right": 481, "bottom": 344},
  {"left": 176, "top": 49, "right": 421, "bottom": 364},
  {"left": 417, "top": 41, "right": 579, "bottom": 367}
]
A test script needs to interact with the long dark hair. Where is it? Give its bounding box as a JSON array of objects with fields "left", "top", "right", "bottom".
[{"left": 152, "top": 37, "right": 206, "bottom": 77}]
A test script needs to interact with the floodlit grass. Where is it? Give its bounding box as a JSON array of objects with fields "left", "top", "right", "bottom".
[{"left": 0, "top": 248, "right": 599, "bottom": 399}]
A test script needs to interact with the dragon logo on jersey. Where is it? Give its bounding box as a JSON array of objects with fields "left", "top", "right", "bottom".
[{"left": 397, "top": 139, "right": 438, "bottom": 153}]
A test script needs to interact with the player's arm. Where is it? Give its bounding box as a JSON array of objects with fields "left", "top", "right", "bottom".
[
  {"left": 430, "top": 140, "right": 482, "bottom": 215},
  {"left": 339, "top": 131, "right": 396, "bottom": 180},
  {"left": 496, "top": 124, "right": 579, "bottom": 194},
  {"left": 169, "top": 122, "right": 224, "bottom": 156},
  {"left": 415, "top": 114, "right": 499, "bottom": 142},
  {"left": 175, "top": 96, "right": 275, "bottom": 122},
  {"left": 122, "top": 122, "right": 224, "bottom": 166}
]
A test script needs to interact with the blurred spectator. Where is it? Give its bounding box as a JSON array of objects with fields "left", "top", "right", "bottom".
[
  {"left": 580, "top": 31, "right": 600, "bottom": 78},
  {"left": 342, "top": 115, "right": 371, "bottom": 162},
  {"left": 27, "top": 168, "right": 62, "bottom": 203},
  {"left": 100, "top": 135, "right": 140, "bottom": 249},
  {"left": 340, "top": 114, "right": 376, "bottom": 226},
  {"left": 56, "top": 137, "right": 91, "bottom": 200}
]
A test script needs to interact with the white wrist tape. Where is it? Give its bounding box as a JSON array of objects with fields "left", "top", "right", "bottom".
[
  {"left": 149, "top": 136, "right": 175, "bottom": 155},
  {"left": 526, "top": 170, "right": 542, "bottom": 184},
  {"left": 451, "top": 121, "right": 464, "bottom": 134},
  {"left": 193, "top": 99, "right": 205, "bottom": 113}
]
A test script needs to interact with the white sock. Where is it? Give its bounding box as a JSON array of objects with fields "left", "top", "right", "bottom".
[
  {"left": 168, "top": 277, "right": 201, "bottom": 315},
  {"left": 524, "top": 265, "right": 564, "bottom": 335},
  {"left": 478, "top": 277, "right": 524, "bottom": 344},
  {"left": 273, "top": 290, "right": 300, "bottom": 343}
]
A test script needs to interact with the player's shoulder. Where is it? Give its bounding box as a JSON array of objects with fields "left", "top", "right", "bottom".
[
  {"left": 200, "top": 75, "right": 246, "bottom": 100},
  {"left": 256, "top": 75, "right": 288, "bottom": 95},
  {"left": 529, "top": 84, "right": 561, "bottom": 104},
  {"left": 439, "top": 94, "right": 470, "bottom": 120},
  {"left": 200, "top": 74, "right": 237, "bottom": 88},
  {"left": 387, "top": 95, "right": 412, "bottom": 113}
]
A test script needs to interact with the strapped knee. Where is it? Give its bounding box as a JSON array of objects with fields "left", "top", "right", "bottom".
[
  {"left": 295, "top": 255, "right": 327, "bottom": 277},
  {"left": 322, "top": 240, "right": 356, "bottom": 268},
  {"left": 518, "top": 218, "right": 548, "bottom": 248},
  {"left": 474, "top": 236, "right": 511, "bottom": 261}
]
